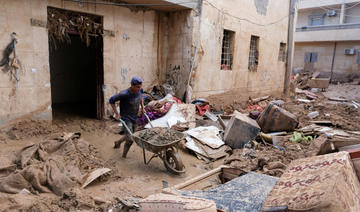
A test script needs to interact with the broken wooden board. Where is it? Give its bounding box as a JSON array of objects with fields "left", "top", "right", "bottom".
[{"left": 82, "top": 168, "right": 111, "bottom": 188}]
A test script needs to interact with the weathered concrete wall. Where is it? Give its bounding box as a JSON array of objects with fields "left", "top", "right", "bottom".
[
  {"left": 191, "top": 0, "right": 289, "bottom": 98},
  {"left": 0, "top": 0, "right": 52, "bottom": 126},
  {"left": 295, "top": 28, "right": 360, "bottom": 42},
  {"left": 294, "top": 41, "right": 360, "bottom": 82},
  {"left": 0, "top": 0, "right": 159, "bottom": 126},
  {"left": 159, "top": 10, "right": 195, "bottom": 99}
]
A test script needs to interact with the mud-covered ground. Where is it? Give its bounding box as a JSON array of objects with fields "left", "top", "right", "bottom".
[
  {"left": 0, "top": 116, "right": 221, "bottom": 211},
  {"left": 0, "top": 83, "right": 359, "bottom": 211}
]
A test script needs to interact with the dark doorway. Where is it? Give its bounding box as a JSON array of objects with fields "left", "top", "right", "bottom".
[{"left": 48, "top": 8, "right": 104, "bottom": 119}]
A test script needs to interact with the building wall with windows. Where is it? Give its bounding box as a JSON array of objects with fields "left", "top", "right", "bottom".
[
  {"left": 0, "top": 0, "right": 196, "bottom": 126},
  {"left": 190, "top": 0, "right": 289, "bottom": 99},
  {"left": 294, "top": 0, "right": 360, "bottom": 82}
]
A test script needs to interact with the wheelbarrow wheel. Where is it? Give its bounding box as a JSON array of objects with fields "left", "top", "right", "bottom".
[{"left": 163, "top": 149, "right": 185, "bottom": 175}]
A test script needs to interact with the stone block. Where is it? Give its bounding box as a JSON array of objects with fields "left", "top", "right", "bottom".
[
  {"left": 309, "top": 78, "right": 330, "bottom": 89},
  {"left": 257, "top": 104, "right": 298, "bottom": 133},
  {"left": 224, "top": 113, "right": 260, "bottom": 149},
  {"left": 262, "top": 152, "right": 360, "bottom": 212}
]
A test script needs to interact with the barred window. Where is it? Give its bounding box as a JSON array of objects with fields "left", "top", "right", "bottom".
[
  {"left": 248, "top": 35, "right": 259, "bottom": 71},
  {"left": 278, "top": 42, "right": 287, "bottom": 62},
  {"left": 220, "top": 30, "right": 235, "bottom": 70}
]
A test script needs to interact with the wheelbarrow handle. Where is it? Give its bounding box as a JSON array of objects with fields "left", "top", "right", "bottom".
[
  {"left": 119, "top": 119, "right": 133, "bottom": 136},
  {"left": 144, "top": 113, "right": 154, "bottom": 128}
]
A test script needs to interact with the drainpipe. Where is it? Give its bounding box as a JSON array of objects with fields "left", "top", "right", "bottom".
[
  {"left": 185, "top": 0, "right": 203, "bottom": 103},
  {"left": 340, "top": 3, "right": 345, "bottom": 24},
  {"left": 330, "top": 42, "right": 337, "bottom": 83},
  {"left": 284, "top": 0, "right": 297, "bottom": 95}
]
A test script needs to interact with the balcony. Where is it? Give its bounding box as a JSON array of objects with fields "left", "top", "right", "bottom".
[
  {"left": 118, "top": 0, "right": 198, "bottom": 11},
  {"left": 295, "top": 23, "right": 360, "bottom": 42},
  {"left": 298, "top": 0, "right": 360, "bottom": 10}
]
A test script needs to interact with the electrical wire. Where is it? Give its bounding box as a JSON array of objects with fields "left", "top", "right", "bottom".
[
  {"left": 64, "top": 0, "right": 197, "bottom": 7},
  {"left": 311, "top": 4, "right": 360, "bottom": 18},
  {"left": 203, "top": 0, "right": 290, "bottom": 27},
  {"left": 315, "top": 1, "right": 360, "bottom": 11}
]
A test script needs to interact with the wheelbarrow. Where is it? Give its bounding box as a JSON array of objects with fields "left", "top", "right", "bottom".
[{"left": 119, "top": 119, "right": 186, "bottom": 175}]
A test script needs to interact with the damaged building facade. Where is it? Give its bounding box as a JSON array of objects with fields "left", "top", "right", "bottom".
[
  {"left": 294, "top": 0, "right": 360, "bottom": 82},
  {"left": 0, "top": 0, "right": 290, "bottom": 126}
]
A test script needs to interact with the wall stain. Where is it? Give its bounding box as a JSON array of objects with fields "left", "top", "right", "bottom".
[
  {"left": 254, "top": 0, "right": 269, "bottom": 15},
  {"left": 121, "top": 68, "right": 128, "bottom": 82}
]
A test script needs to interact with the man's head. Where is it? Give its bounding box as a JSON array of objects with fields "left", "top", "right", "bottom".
[{"left": 129, "top": 76, "right": 142, "bottom": 94}]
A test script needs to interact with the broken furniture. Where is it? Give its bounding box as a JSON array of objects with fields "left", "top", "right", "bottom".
[
  {"left": 257, "top": 104, "right": 298, "bottom": 133},
  {"left": 308, "top": 78, "right": 330, "bottom": 89},
  {"left": 224, "top": 112, "right": 261, "bottom": 149},
  {"left": 339, "top": 144, "right": 360, "bottom": 181},
  {"left": 262, "top": 152, "right": 360, "bottom": 211},
  {"left": 163, "top": 166, "right": 278, "bottom": 212}
]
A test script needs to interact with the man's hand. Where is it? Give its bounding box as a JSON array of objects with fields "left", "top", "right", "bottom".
[
  {"left": 141, "top": 108, "right": 146, "bottom": 115},
  {"left": 116, "top": 114, "right": 121, "bottom": 120}
]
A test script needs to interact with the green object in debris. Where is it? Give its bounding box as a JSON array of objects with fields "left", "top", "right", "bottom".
[{"left": 290, "top": 132, "right": 312, "bottom": 143}]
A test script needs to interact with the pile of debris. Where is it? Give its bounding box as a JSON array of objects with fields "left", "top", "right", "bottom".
[{"left": 0, "top": 133, "right": 109, "bottom": 196}]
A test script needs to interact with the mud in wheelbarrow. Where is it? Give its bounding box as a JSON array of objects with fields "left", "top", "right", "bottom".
[{"left": 132, "top": 127, "right": 186, "bottom": 175}]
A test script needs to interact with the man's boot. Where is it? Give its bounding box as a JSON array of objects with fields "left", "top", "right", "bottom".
[
  {"left": 122, "top": 142, "right": 132, "bottom": 158},
  {"left": 114, "top": 137, "right": 126, "bottom": 149}
]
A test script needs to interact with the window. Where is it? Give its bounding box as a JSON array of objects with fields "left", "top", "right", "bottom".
[
  {"left": 278, "top": 42, "right": 287, "bottom": 62},
  {"left": 309, "top": 14, "right": 325, "bottom": 26},
  {"left": 220, "top": 30, "right": 235, "bottom": 70},
  {"left": 357, "top": 51, "right": 360, "bottom": 64},
  {"left": 305, "top": 52, "right": 318, "bottom": 63},
  {"left": 248, "top": 35, "right": 259, "bottom": 71}
]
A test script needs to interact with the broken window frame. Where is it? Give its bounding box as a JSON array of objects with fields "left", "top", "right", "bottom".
[
  {"left": 248, "top": 35, "right": 259, "bottom": 71},
  {"left": 220, "top": 29, "right": 235, "bottom": 70},
  {"left": 278, "top": 42, "right": 287, "bottom": 62}
]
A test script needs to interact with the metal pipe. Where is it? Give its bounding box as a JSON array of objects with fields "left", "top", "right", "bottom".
[{"left": 330, "top": 42, "right": 337, "bottom": 83}]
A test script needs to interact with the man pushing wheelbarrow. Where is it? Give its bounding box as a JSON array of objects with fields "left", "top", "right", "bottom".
[
  {"left": 109, "top": 76, "right": 145, "bottom": 158},
  {"left": 109, "top": 76, "right": 186, "bottom": 174}
]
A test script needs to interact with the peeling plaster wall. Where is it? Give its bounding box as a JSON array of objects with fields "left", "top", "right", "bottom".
[
  {"left": 191, "top": 0, "right": 289, "bottom": 98},
  {"left": 0, "top": 0, "right": 159, "bottom": 126},
  {"left": 159, "top": 10, "right": 195, "bottom": 99},
  {"left": 0, "top": 0, "right": 52, "bottom": 126}
]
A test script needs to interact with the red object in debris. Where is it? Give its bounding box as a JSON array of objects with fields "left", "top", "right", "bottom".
[
  {"left": 172, "top": 97, "right": 182, "bottom": 103},
  {"left": 290, "top": 75, "right": 294, "bottom": 79},
  {"left": 339, "top": 144, "right": 360, "bottom": 159},
  {"left": 246, "top": 105, "right": 263, "bottom": 112},
  {"left": 196, "top": 104, "right": 210, "bottom": 116}
]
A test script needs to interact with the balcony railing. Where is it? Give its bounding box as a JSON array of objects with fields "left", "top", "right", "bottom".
[{"left": 296, "top": 23, "right": 360, "bottom": 32}]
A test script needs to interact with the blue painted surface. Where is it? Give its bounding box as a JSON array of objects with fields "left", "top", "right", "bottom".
[{"left": 180, "top": 172, "right": 278, "bottom": 212}]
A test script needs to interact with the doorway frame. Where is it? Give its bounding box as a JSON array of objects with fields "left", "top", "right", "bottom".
[{"left": 47, "top": 7, "right": 104, "bottom": 119}]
